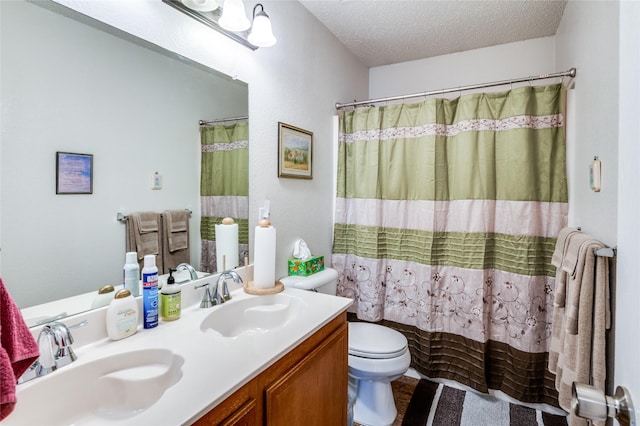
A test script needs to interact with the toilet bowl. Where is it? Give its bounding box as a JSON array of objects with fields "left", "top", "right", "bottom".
[{"left": 280, "top": 268, "right": 411, "bottom": 426}]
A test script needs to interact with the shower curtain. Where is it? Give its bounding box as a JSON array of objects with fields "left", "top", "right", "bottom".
[
  {"left": 200, "top": 120, "right": 249, "bottom": 273},
  {"left": 332, "top": 84, "right": 567, "bottom": 405}
]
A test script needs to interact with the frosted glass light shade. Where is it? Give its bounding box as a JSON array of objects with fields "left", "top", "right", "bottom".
[
  {"left": 219, "top": 0, "right": 250, "bottom": 32},
  {"left": 248, "top": 11, "right": 276, "bottom": 47},
  {"left": 181, "top": 0, "right": 218, "bottom": 12}
]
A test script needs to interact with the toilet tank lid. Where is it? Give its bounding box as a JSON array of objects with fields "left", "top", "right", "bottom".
[{"left": 279, "top": 268, "right": 338, "bottom": 290}]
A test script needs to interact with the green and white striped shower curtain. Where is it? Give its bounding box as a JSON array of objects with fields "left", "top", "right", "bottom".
[
  {"left": 200, "top": 121, "right": 249, "bottom": 273},
  {"left": 333, "top": 84, "right": 567, "bottom": 405}
]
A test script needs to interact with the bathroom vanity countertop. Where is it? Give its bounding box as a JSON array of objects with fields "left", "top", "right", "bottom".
[{"left": 9, "top": 273, "right": 353, "bottom": 425}]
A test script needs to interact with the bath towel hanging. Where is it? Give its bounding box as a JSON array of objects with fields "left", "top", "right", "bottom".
[{"left": 548, "top": 228, "right": 611, "bottom": 426}]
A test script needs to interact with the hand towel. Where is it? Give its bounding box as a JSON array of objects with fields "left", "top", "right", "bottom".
[
  {"left": 126, "top": 212, "right": 161, "bottom": 262},
  {"left": 164, "top": 210, "right": 189, "bottom": 252},
  {"left": 560, "top": 232, "right": 595, "bottom": 276},
  {"left": 551, "top": 227, "right": 580, "bottom": 268},
  {"left": 161, "top": 211, "right": 190, "bottom": 274},
  {"left": 0, "top": 278, "right": 39, "bottom": 421},
  {"left": 551, "top": 228, "right": 580, "bottom": 309}
]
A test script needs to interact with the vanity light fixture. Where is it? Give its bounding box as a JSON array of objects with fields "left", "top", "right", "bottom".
[
  {"left": 218, "top": 0, "right": 250, "bottom": 32},
  {"left": 247, "top": 4, "right": 276, "bottom": 47},
  {"left": 164, "top": 0, "right": 276, "bottom": 49},
  {"left": 181, "top": 0, "right": 219, "bottom": 12}
]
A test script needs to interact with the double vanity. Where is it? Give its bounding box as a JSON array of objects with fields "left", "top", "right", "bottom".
[{"left": 7, "top": 271, "right": 352, "bottom": 425}]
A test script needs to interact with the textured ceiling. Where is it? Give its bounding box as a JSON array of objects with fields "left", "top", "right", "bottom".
[{"left": 298, "top": 0, "right": 567, "bottom": 67}]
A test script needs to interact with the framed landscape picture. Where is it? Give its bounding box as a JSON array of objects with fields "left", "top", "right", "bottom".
[
  {"left": 56, "top": 151, "right": 93, "bottom": 194},
  {"left": 278, "top": 122, "right": 313, "bottom": 179}
]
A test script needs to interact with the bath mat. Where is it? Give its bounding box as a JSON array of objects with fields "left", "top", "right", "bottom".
[{"left": 401, "top": 379, "right": 569, "bottom": 426}]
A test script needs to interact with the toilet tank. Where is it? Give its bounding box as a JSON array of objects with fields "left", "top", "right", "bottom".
[{"left": 279, "top": 268, "right": 338, "bottom": 295}]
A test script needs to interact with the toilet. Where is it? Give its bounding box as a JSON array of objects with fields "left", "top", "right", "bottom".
[{"left": 280, "top": 268, "right": 411, "bottom": 426}]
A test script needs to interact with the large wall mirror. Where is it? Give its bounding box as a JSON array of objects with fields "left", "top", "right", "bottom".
[{"left": 0, "top": 0, "right": 249, "bottom": 325}]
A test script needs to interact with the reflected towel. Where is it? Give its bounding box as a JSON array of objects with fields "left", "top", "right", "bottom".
[
  {"left": 161, "top": 211, "right": 190, "bottom": 274},
  {"left": 0, "top": 278, "right": 39, "bottom": 420},
  {"left": 164, "top": 210, "right": 189, "bottom": 252},
  {"left": 127, "top": 212, "right": 161, "bottom": 260}
]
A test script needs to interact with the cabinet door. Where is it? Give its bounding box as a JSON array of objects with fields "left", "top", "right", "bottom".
[
  {"left": 220, "top": 399, "right": 256, "bottom": 426},
  {"left": 265, "top": 323, "right": 348, "bottom": 426}
]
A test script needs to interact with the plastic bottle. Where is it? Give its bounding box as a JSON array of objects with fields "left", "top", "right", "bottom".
[
  {"left": 123, "top": 252, "right": 140, "bottom": 297},
  {"left": 141, "top": 254, "right": 159, "bottom": 329},
  {"left": 91, "top": 285, "right": 116, "bottom": 309},
  {"left": 106, "top": 289, "right": 138, "bottom": 340},
  {"left": 160, "top": 268, "right": 181, "bottom": 321}
]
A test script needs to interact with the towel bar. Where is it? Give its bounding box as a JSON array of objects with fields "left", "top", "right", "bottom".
[
  {"left": 117, "top": 209, "right": 192, "bottom": 222},
  {"left": 594, "top": 247, "right": 616, "bottom": 258}
]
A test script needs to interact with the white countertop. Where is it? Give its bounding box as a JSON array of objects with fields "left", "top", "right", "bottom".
[{"left": 8, "top": 272, "right": 352, "bottom": 425}]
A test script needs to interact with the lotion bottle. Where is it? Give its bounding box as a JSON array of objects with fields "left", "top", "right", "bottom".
[
  {"left": 160, "top": 268, "right": 181, "bottom": 321},
  {"left": 123, "top": 251, "right": 140, "bottom": 297},
  {"left": 91, "top": 285, "right": 115, "bottom": 309},
  {"left": 142, "top": 254, "right": 159, "bottom": 329},
  {"left": 106, "top": 289, "right": 138, "bottom": 340}
]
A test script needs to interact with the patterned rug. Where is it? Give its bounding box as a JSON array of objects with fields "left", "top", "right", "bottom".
[{"left": 357, "top": 376, "right": 569, "bottom": 426}]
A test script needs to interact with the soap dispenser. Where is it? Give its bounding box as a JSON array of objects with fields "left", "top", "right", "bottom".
[{"left": 160, "top": 268, "right": 181, "bottom": 321}]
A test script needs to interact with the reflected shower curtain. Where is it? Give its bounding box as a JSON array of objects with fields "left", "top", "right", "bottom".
[
  {"left": 200, "top": 121, "right": 249, "bottom": 273},
  {"left": 332, "top": 84, "right": 567, "bottom": 405}
]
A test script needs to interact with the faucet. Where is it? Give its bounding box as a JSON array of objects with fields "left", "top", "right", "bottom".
[
  {"left": 18, "top": 320, "right": 85, "bottom": 384},
  {"left": 176, "top": 263, "right": 199, "bottom": 281},
  {"left": 217, "top": 270, "right": 243, "bottom": 302},
  {"left": 195, "top": 270, "right": 243, "bottom": 308}
]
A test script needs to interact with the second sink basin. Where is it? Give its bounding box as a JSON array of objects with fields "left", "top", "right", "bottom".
[{"left": 200, "top": 292, "right": 305, "bottom": 338}]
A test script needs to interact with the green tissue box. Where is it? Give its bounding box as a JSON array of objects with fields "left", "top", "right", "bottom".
[{"left": 288, "top": 255, "right": 325, "bottom": 276}]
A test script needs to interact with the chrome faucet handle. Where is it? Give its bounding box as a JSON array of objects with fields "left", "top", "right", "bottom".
[
  {"left": 18, "top": 320, "right": 86, "bottom": 384},
  {"left": 195, "top": 281, "right": 214, "bottom": 308},
  {"left": 210, "top": 281, "right": 225, "bottom": 305},
  {"left": 49, "top": 320, "right": 86, "bottom": 368},
  {"left": 220, "top": 279, "right": 231, "bottom": 302},
  {"left": 50, "top": 323, "right": 76, "bottom": 367}
]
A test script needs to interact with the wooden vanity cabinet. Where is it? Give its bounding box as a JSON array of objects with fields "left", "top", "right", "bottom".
[{"left": 194, "top": 312, "right": 348, "bottom": 426}]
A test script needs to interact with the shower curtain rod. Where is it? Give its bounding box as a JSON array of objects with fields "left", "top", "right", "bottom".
[
  {"left": 199, "top": 115, "right": 248, "bottom": 126},
  {"left": 335, "top": 67, "right": 576, "bottom": 109}
]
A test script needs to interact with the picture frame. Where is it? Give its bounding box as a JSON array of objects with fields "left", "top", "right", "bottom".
[
  {"left": 56, "top": 152, "right": 93, "bottom": 194},
  {"left": 278, "top": 122, "right": 313, "bottom": 179}
]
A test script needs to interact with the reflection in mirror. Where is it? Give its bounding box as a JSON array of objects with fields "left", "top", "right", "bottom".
[
  {"left": 199, "top": 119, "right": 249, "bottom": 273},
  {"left": 0, "top": 0, "right": 249, "bottom": 324}
]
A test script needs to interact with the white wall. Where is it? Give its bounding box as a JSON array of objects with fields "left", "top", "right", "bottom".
[
  {"left": 555, "top": 1, "right": 619, "bottom": 245},
  {"left": 42, "top": 1, "right": 369, "bottom": 282},
  {"left": 616, "top": 0, "right": 640, "bottom": 420},
  {"left": 1, "top": 0, "right": 247, "bottom": 307},
  {"left": 369, "top": 36, "right": 556, "bottom": 100}
]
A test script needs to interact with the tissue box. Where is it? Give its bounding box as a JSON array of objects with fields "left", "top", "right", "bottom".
[{"left": 288, "top": 255, "right": 325, "bottom": 276}]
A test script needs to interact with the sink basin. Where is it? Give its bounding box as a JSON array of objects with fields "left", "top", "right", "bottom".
[
  {"left": 6, "top": 348, "right": 184, "bottom": 425},
  {"left": 200, "top": 293, "right": 305, "bottom": 338}
]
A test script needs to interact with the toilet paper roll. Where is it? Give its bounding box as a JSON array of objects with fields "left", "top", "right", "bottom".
[
  {"left": 253, "top": 225, "right": 276, "bottom": 288},
  {"left": 215, "top": 223, "right": 239, "bottom": 272}
]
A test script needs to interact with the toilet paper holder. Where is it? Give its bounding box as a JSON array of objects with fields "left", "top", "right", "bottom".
[{"left": 572, "top": 382, "right": 636, "bottom": 426}]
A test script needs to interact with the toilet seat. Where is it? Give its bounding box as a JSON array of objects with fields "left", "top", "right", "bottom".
[{"left": 348, "top": 322, "right": 408, "bottom": 359}]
